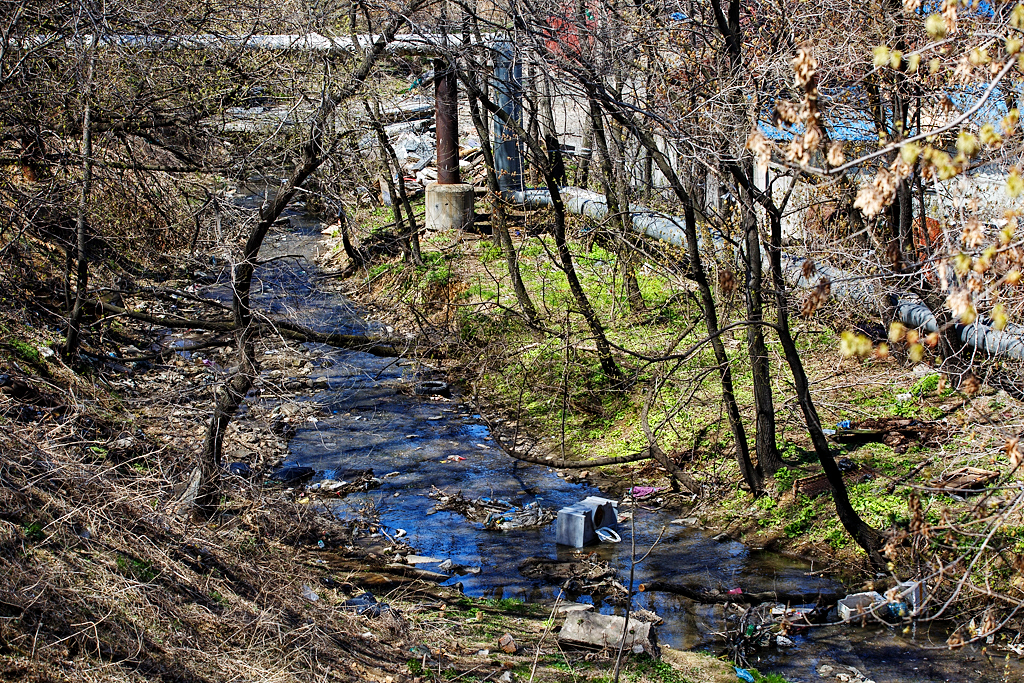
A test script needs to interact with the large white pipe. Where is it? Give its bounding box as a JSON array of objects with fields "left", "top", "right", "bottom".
[
  {"left": 22, "top": 33, "right": 493, "bottom": 56},
  {"left": 514, "top": 187, "right": 1024, "bottom": 361}
]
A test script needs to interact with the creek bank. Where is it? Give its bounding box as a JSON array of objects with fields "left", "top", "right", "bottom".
[{"left": 319, "top": 226, "right": 1024, "bottom": 681}]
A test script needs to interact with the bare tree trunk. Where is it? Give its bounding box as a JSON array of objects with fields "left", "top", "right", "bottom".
[
  {"left": 737, "top": 182, "right": 781, "bottom": 476},
  {"left": 459, "top": 71, "right": 620, "bottom": 379},
  {"left": 365, "top": 100, "right": 422, "bottom": 264},
  {"left": 586, "top": 95, "right": 644, "bottom": 314},
  {"left": 576, "top": 125, "right": 593, "bottom": 189},
  {"left": 547, "top": 177, "right": 623, "bottom": 382},
  {"left": 607, "top": 114, "right": 761, "bottom": 493},
  {"left": 682, "top": 200, "right": 761, "bottom": 493},
  {"left": 765, "top": 207, "right": 884, "bottom": 567},
  {"left": 467, "top": 84, "right": 537, "bottom": 321},
  {"left": 64, "top": 34, "right": 97, "bottom": 359}
]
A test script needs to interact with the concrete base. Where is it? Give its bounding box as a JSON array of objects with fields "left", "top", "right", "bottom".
[{"left": 425, "top": 182, "right": 475, "bottom": 233}]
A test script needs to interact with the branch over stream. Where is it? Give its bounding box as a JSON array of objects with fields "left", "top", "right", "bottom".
[
  {"left": 94, "top": 299, "right": 402, "bottom": 357},
  {"left": 638, "top": 581, "right": 840, "bottom": 608}
]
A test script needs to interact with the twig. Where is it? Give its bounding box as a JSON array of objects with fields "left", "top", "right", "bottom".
[{"left": 528, "top": 589, "right": 563, "bottom": 683}]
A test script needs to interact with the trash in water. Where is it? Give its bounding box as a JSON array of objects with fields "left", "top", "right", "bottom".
[
  {"left": 440, "top": 455, "right": 466, "bottom": 463},
  {"left": 837, "top": 591, "right": 885, "bottom": 622},
  {"left": 227, "top": 462, "right": 252, "bottom": 477},
  {"left": 727, "top": 587, "right": 743, "bottom": 595},
  {"left": 269, "top": 465, "right": 315, "bottom": 484},
  {"left": 428, "top": 487, "right": 556, "bottom": 530},
  {"left": 414, "top": 380, "right": 451, "bottom": 397},
  {"left": 307, "top": 471, "right": 381, "bottom": 495},
  {"left": 486, "top": 501, "right": 554, "bottom": 531},
  {"left": 556, "top": 497, "right": 618, "bottom": 547},
  {"left": 519, "top": 557, "right": 626, "bottom": 601},
  {"left": 630, "top": 486, "right": 661, "bottom": 498},
  {"left": 776, "top": 635, "right": 796, "bottom": 648}
]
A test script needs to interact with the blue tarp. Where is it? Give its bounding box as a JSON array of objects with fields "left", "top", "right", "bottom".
[{"left": 760, "top": 85, "right": 1022, "bottom": 143}]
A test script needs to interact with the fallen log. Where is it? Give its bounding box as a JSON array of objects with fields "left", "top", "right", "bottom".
[
  {"left": 383, "top": 563, "right": 451, "bottom": 583},
  {"left": 637, "top": 581, "right": 840, "bottom": 608}
]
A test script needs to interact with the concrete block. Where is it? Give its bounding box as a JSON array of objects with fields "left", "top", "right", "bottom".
[
  {"left": 558, "top": 611, "right": 657, "bottom": 655},
  {"left": 895, "top": 580, "right": 925, "bottom": 612},
  {"left": 425, "top": 182, "right": 475, "bottom": 233}
]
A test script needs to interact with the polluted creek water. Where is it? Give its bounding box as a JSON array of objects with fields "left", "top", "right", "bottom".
[{"left": 214, "top": 216, "right": 1018, "bottom": 683}]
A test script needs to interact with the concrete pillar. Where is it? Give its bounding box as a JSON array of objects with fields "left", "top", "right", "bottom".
[
  {"left": 426, "top": 183, "right": 475, "bottom": 232},
  {"left": 427, "top": 57, "right": 474, "bottom": 232}
]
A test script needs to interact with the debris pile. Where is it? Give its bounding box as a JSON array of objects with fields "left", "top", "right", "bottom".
[
  {"left": 427, "top": 487, "right": 556, "bottom": 530},
  {"left": 518, "top": 556, "right": 628, "bottom": 602}
]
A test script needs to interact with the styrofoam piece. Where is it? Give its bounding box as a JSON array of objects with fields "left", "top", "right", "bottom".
[
  {"left": 895, "top": 580, "right": 925, "bottom": 612},
  {"left": 837, "top": 591, "right": 885, "bottom": 621}
]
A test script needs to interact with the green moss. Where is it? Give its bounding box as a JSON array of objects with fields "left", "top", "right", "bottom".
[{"left": 9, "top": 339, "right": 41, "bottom": 364}]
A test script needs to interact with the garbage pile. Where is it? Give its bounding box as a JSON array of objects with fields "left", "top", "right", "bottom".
[
  {"left": 427, "top": 487, "right": 556, "bottom": 531},
  {"left": 355, "top": 94, "right": 489, "bottom": 206},
  {"left": 306, "top": 470, "right": 383, "bottom": 496},
  {"left": 519, "top": 556, "right": 628, "bottom": 603}
]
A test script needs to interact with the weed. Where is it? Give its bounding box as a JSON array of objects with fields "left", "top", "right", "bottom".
[
  {"left": 911, "top": 373, "right": 940, "bottom": 396},
  {"left": 623, "top": 655, "right": 692, "bottom": 682},
  {"left": 774, "top": 466, "right": 797, "bottom": 492},
  {"left": 9, "top": 340, "right": 41, "bottom": 364},
  {"left": 784, "top": 500, "right": 817, "bottom": 537},
  {"left": 24, "top": 522, "right": 45, "bottom": 542},
  {"left": 480, "top": 244, "right": 503, "bottom": 263},
  {"left": 116, "top": 554, "right": 159, "bottom": 582}
]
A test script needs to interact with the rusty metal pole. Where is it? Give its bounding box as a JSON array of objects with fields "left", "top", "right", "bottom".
[{"left": 434, "top": 58, "right": 460, "bottom": 185}]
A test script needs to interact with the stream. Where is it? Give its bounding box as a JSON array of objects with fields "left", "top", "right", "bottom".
[{"left": 205, "top": 210, "right": 1017, "bottom": 683}]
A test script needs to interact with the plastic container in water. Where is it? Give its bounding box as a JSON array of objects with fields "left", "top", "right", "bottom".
[{"left": 837, "top": 591, "right": 885, "bottom": 621}]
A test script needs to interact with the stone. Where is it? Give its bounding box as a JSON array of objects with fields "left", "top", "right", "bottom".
[
  {"left": 497, "top": 633, "right": 517, "bottom": 653},
  {"left": 558, "top": 603, "right": 594, "bottom": 614}
]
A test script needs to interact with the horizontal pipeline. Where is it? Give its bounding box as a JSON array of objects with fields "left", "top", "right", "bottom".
[
  {"left": 513, "top": 187, "right": 1024, "bottom": 361},
  {"left": 18, "top": 33, "right": 494, "bottom": 55}
]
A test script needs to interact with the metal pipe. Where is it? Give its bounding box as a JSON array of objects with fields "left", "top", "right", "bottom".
[
  {"left": 493, "top": 42, "right": 524, "bottom": 195},
  {"left": 514, "top": 187, "right": 1024, "bottom": 361},
  {"left": 23, "top": 32, "right": 494, "bottom": 55},
  {"left": 434, "top": 58, "right": 460, "bottom": 185}
]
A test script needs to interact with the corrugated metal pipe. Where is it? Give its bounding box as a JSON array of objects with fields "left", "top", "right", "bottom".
[{"left": 513, "top": 187, "right": 1024, "bottom": 361}]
